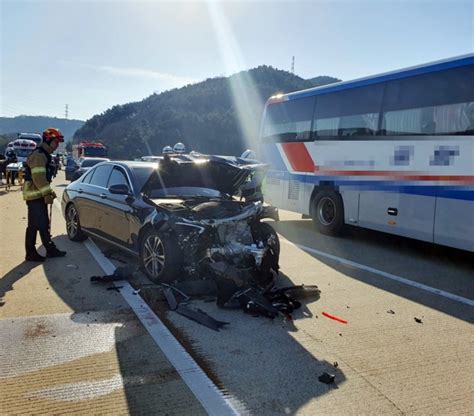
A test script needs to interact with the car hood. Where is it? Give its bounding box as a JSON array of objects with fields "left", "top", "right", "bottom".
[{"left": 141, "top": 154, "right": 268, "bottom": 196}]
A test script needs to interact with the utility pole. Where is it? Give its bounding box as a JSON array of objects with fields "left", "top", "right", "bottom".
[
  {"left": 291, "top": 56, "right": 295, "bottom": 74},
  {"left": 65, "top": 104, "right": 69, "bottom": 119}
]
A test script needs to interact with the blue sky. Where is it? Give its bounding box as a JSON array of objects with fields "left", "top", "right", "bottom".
[{"left": 1, "top": 0, "right": 472, "bottom": 121}]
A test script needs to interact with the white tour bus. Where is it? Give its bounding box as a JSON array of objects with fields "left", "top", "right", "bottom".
[{"left": 260, "top": 54, "right": 473, "bottom": 251}]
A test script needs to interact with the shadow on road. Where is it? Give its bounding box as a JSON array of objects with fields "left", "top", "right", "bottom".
[{"left": 272, "top": 219, "right": 474, "bottom": 323}]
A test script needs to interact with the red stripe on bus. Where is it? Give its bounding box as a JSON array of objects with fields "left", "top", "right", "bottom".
[
  {"left": 281, "top": 143, "right": 315, "bottom": 172},
  {"left": 313, "top": 168, "right": 474, "bottom": 183}
]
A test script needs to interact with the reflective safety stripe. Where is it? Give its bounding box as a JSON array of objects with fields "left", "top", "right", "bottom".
[
  {"left": 23, "top": 187, "right": 43, "bottom": 200},
  {"left": 38, "top": 184, "right": 52, "bottom": 196},
  {"left": 31, "top": 167, "right": 46, "bottom": 174}
]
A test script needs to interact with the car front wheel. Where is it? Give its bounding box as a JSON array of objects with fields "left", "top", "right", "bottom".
[
  {"left": 139, "top": 229, "right": 182, "bottom": 283},
  {"left": 66, "top": 204, "right": 87, "bottom": 241}
]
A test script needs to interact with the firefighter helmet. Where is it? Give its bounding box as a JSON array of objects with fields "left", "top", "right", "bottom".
[
  {"left": 173, "top": 142, "right": 186, "bottom": 154},
  {"left": 162, "top": 145, "right": 173, "bottom": 154},
  {"left": 42, "top": 128, "right": 64, "bottom": 142}
]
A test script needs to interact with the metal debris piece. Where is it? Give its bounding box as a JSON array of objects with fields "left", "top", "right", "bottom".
[
  {"left": 414, "top": 317, "right": 423, "bottom": 323},
  {"left": 161, "top": 283, "right": 191, "bottom": 302},
  {"left": 163, "top": 288, "right": 178, "bottom": 311},
  {"left": 271, "top": 285, "right": 321, "bottom": 301},
  {"left": 175, "top": 304, "right": 229, "bottom": 331},
  {"left": 318, "top": 372, "right": 335, "bottom": 384}
]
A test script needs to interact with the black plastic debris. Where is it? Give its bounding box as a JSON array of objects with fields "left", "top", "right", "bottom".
[
  {"left": 414, "top": 317, "right": 423, "bottom": 324},
  {"left": 387, "top": 309, "right": 395, "bottom": 314},
  {"left": 90, "top": 265, "right": 135, "bottom": 283},
  {"left": 176, "top": 304, "right": 229, "bottom": 332},
  {"left": 318, "top": 372, "right": 335, "bottom": 384},
  {"left": 271, "top": 285, "right": 321, "bottom": 302},
  {"left": 163, "top": 287, "right": 178, "bottom": 311}
]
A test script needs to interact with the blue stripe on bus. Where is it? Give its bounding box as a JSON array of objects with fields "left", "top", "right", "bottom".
[
  {"left": 266, "top": 170, "right": 474, "bottom": 201},
  {"left": 286, "top": 56, "right": 474, "bottom": 100}
]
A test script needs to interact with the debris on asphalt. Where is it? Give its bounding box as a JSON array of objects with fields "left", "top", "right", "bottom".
[
  {"left": 133, "top": 289, "right": 141, "bottom": 295},
  {"left": 387, "top": 309, "right": 395, "bottom": 314},
  {"left": 90, "top": 265, "right": 136, "bottom": 283},
  {"left": 163, "top": 287, "right": 179, "bottom": 311},
  {"left": 175, "top": 304, "right": 229, "bottom": 332},
  {"left": 322, "top": 311, "right": 348, "bottom": 324},
  {"left": 414, "top": 317, "right": 423, "bottom": 323},
  {"left": 318, "top": 372, "right": 336, "bottom": 384},
  {"left": 66, "top": 264, "right": 78, "bottom": 269},
  {"left": 106, "top": 286, "right": 123, "bottom": 292}
]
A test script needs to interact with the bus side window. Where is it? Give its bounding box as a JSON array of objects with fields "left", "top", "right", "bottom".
[
  {"left": 381, "top": 66, "right": 474, "bottom": 136},
  {"left": 313, "top": 84, "right": 383, "bottom": 139},
  {"left": 262, "top": 97, "right": 315, "bottom": 143}
]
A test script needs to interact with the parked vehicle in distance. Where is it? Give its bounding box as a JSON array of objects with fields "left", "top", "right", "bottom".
[
  {"left": 65, "top": 157, "right": 79, "bottom": 181},
  {"left": 61, "top": 155, "right": 279, "bottom": 284},
  {"left": 73, "top": 141, "right": 107, "bottom": 159},
  {"left": 70, "top": 157, "right": 110, "bottom": 182},
  {"left": 17, "top": 133, "right": 42, "bottom": 147}
]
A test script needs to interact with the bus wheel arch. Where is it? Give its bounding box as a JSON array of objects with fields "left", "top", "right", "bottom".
[{"left": 310, "top": 185, "right": 345, "bottom": 236}]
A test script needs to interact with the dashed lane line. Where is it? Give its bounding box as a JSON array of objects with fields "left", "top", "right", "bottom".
[{"left": 281, "top": 238, "right": 474, "bottom": 307}]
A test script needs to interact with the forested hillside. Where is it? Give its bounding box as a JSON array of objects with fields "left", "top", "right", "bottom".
[
  {"left": 0, "top": 116, "right": 84, "bottom": 141},
  {"left": 74, "top": 66, "right": 340, "bottom": 159}
]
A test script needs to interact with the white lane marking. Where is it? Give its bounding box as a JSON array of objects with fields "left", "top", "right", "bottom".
[
  {"left": 84, "top": 239, "right": 240, "bottom": 416},
  {"left": 281, "top": 239, "right": 474, "bottom": 307}
]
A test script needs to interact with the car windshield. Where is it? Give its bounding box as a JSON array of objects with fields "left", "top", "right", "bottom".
[
  {"left": 148, "top": 186, "right": 222, "bottom": 199},
  {"left": 81, "top": 158, "right": 106, "bottom": 167}
]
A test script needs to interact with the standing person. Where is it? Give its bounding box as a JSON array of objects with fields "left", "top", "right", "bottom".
[{"left": 23, "top": 128, "right": 67, "bottom": 262}]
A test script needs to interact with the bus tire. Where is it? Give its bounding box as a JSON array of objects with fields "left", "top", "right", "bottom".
[{"left": 311, "top": 190, "right": 344, "bottom": 236}]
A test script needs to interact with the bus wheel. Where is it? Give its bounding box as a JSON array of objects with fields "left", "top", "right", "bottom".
[{"left": 311, "top": 191, "right": 344, "bottom": 236}]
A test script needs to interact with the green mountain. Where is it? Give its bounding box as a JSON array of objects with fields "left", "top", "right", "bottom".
[
  {"left": 74, "top": 66, "right": 341, "bottom": 159},
  {"left": 0, "top": 116, "right": 84, "bottom": 142}
]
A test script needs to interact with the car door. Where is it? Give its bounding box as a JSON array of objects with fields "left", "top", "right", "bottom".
[
  {"left": 101, "top": 166, "right": 134, "bottom": 246},
  {"left": 82, "top": 164, "right": 113, "bottom": 237}
]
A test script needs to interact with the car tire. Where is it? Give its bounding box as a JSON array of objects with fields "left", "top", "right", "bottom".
[
  {"left": 66, "top": 204, "right": 88, "bottom": 242},
  {"left": 252, "top": 222, "right": 280, "bottom": 256},
  {"left": 140, "top": 228, "right": 182, "bottom": 283},
  {"left": 311, "top": 190, "right": 345, "bottom": 236}
]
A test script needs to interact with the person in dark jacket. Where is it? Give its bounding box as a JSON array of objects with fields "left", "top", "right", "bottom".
[{"left": 23, "top": 128, "right": 67, "bottom": 262}]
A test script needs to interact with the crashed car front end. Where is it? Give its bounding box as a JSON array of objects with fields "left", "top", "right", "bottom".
[{"left": 139, "top": 155, "right": 280, "bottom": 297}]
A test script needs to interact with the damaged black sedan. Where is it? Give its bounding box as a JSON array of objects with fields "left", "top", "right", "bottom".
[{"left": 61, "top": 154, "right": 280, "bottom": 287}]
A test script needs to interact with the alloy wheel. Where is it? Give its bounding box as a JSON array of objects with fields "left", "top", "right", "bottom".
[
  {"left": 143, "top": 234, "right": 165, "bottom": 278},
  {"left": 66, "top": 206, "right": 79, "bottom": 237}
]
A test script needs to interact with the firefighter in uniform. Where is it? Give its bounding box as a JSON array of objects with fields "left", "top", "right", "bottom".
[{"left": 23, "top": 128, "right": 67, "bottom": 262}]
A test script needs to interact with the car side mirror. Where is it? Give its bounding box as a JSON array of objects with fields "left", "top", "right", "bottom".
[{"left": 109, "top": 184, "right": 130, "bottom": 195}]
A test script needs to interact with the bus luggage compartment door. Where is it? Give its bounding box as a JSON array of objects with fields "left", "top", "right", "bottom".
[
  {"left": 358, "top": 191, "right": 435, "bottom": 243},
  {"left": 434, "top": 197, "right": 474, "bottom": 251}
]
